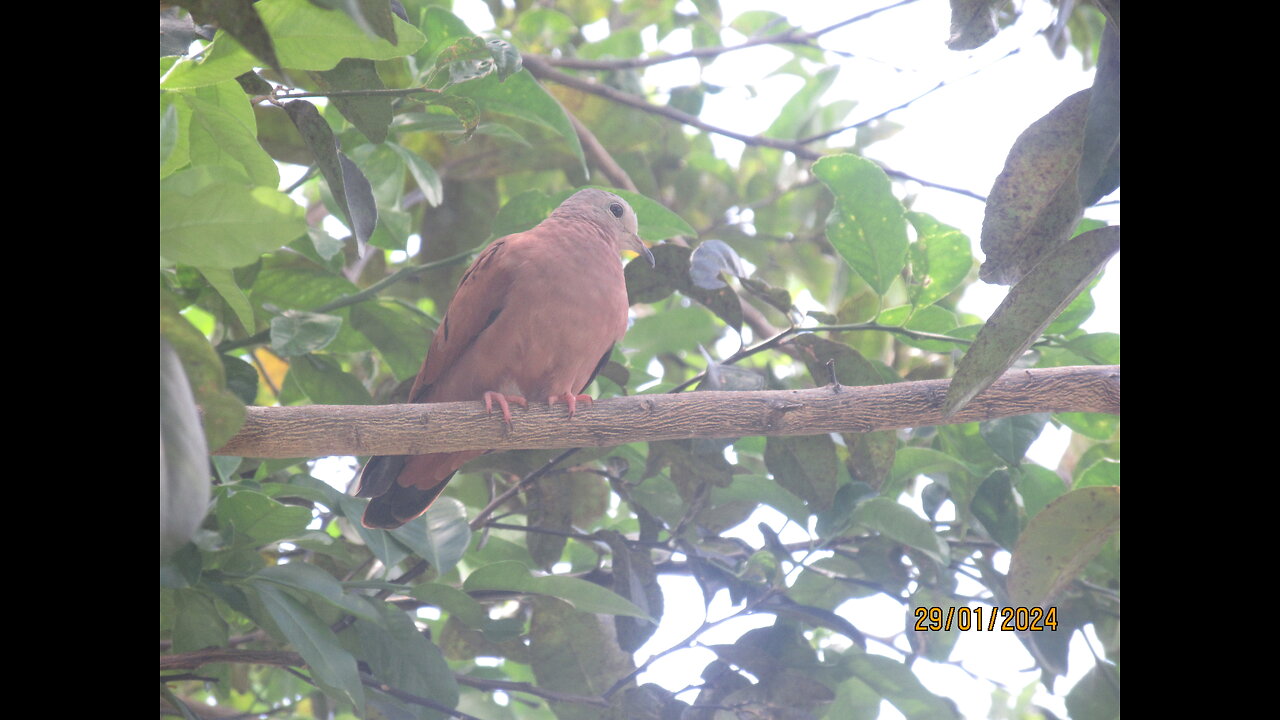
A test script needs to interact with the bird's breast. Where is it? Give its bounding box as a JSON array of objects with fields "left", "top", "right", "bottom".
[{"left": 434, "top": 240, "right": 630, "bottom": 403}]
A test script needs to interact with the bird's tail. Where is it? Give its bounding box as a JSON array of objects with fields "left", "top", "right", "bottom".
[{"left": 356, "top": 452, "right": 478, "bottom": 529}]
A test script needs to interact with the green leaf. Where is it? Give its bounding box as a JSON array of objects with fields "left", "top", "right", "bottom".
[
  {"left": 250, "top": 263, "right": 360, "bottom": 316},
  {"left": 1007, "top": 486, "right": 1120, "bottom": 607},
  {"left": 1014, "top": 464, "right": 1067, "bottom": 519},
  {"left": 387, "top": 142, "right": 443, "bottom": 207},
  {"left": 349, "top": 301, "right": 432, "bottom": 382},
  {"left": 906, "top": 212, "right": 973, "bottom": 308},
  {"left": 161, "top": 0, "right": 426, "bottom": 90},
  {"left": 199, "top": 268, "right": 256, "bottom": 333},
  {"left": 269, "top": 309, "right": 343, "bottom": 356},
  {"left": 160, "top": 167, "right": 307, "bottom": 269},
  {"left": 945, "top": 225, "right": 1119, "bottom": 415},
  {"left": 980, "top": 414, "right": 1049, "bottom": 466},
  {"left": 1056, "top": 411, "right": 1119, "bottom": 441},
  {"left": 625, "top": 305, "right": 722, "bottom": 359},
  {"left": 1065, "top": 663, "right": 1121, "bottom": 720},
  {"left": 252, "top": 581, "right": 365, "bottom": 710},
  {"left": 529, "top": 596, "right": 636, "bottom": 716},
  {"left": 385, "top": 498, "right": 472, "bottom": 576},
  {"left": 846, "top": 654, "right": 961, "bottom": 719},
  {"left": 814, "top": 154, "right": 908, "bottom": 295},
  {"left": 217, "top": 489, "right": 313, "bottom": 544},
  {"left": 452, "top": 71, "right": 587, "bottom": 177},
  {"left": 172, "top": 588, "right": 229, "bottom": 652},
  {"left": 889, "top": 447, "right": 980, "bottom": 488},
  {"left": 790, "top": 552, "right": 888, "bottom": 605},
  {"left": 766, "top": 65, "right": 839, "bottom": 140},
  {"left": 286, "top": 354, "right": 373, "bottom": 405},
  {"left": 256, "top": 563, "right": 380, "bottom": 621},
  {"left": 183, "top": 81, "right": 279, "bottom": 187},
  {"left": 463, "top": 561, "right": 650, "bottom": 619},
  {"left": 308, "top": 58, "right": 393, "bottom": 144},
  {"left": 160, "top": 91, "right": 191, "bottom": 179},
  {"left": 764, "top": 434, "right": 838, "bottom": 510},
  {"left": 355, "top": 604, "right": 459, "bottom": 711},
  {"left": 853, "top": 498, "right": 950, "bottom": 566},
  {"left": 1075, "top": 458, "right": 1120, "bottom": 489},
  {"left": 970, "top": 471, "right": 1020, "bottom": 549},
  {"left": 907, "top": 586, "right": 959, "bottom": 662},
  {"left": 410, "top": 581, "right": 491, "bottom": 629},
  {"left": 160, "top": 98, "right": 180, "bottom": 172}
]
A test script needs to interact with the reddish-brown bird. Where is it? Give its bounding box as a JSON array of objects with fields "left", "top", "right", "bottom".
[{"left": 357, "top": 188, "right": 654, "bottom": 528}]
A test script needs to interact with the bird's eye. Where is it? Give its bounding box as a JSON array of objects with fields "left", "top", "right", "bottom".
[{"left": 609, "top": 202, "right": 624, "bottom": 218}]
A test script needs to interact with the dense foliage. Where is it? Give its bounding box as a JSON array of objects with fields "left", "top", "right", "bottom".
[{"left": 160, "top": 1, "right": 1119, "bottom": 719}]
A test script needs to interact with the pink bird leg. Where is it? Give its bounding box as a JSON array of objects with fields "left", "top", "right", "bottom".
[
  {"left": 549, "top": 392, "right": 593, "bottom": 419},
  {"left": 483, "top": 391, "right": 528, "bottom": 426}
]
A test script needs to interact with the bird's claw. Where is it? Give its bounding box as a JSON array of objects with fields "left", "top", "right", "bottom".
[
  {"left": 549, "top": 393, "right": 593, "bottom": 419},
  {"left": 483, "top": 391, "right": 528, "bottom": 427}
]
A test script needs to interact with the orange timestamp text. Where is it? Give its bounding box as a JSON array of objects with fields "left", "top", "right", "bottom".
[{"left": 913, "top": 606, "right": 1057, "bottom": 632}]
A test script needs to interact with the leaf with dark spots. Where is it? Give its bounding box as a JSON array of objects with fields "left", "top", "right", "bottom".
[
  {"left": 946, "top": 226, "right": 1119, "bottom": 415},
  {"left": 979, "top": 91, "right": 1091, "bottom": 286}
]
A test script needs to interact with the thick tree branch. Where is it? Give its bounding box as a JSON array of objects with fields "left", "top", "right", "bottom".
[{"left": 214, "top": 365, "right": 1119, "bottom": 458}]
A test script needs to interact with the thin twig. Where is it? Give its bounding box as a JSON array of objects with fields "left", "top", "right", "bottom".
[
  {"left": 567, "top": 111, "right": 638, "bottom": 192},
  {"left": 454, "top": 674, "right": 610, "bottom": 707},
  {"left": 469, "top": 449, "right": 578, "bottom": 530},
  {"left": 795, "top": 48, "right": 1022, "bottom": 146},
  {"left": 216, "top": 244, "right": 481, "bottom": 353},
  {"left": 602, "top": 590, "right": 777, "bottom": 700},
  {"left": 537, "top": 1, "right": 921, "bottom": 71},
  {"left": 521, "top": 54, "right": 823, "bottom": 161}
]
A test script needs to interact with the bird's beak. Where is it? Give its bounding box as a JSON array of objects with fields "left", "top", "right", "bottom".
[{"left": 628, "top": 235, "right": 655, "bottom": 267}]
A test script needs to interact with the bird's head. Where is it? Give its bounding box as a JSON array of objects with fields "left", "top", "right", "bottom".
[{"left": 556, "top": 188, "right": 655, "bottom": 267}]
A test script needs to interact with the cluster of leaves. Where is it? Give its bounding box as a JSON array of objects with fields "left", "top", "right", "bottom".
[{"left": 160, "top": 2, "right": 1118, "bottom": 719}]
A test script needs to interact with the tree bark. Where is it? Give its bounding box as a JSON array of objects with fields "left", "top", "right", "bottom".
[{"left": 213, "top": 365, "right": 1119, "bottom": 458}]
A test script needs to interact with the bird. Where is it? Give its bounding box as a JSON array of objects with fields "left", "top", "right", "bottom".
[{"left": 356, "top": 188, "right": 655, "bottom": 529}]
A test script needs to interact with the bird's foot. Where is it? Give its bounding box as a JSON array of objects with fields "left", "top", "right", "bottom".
[
  {"left": 549, "top": 393, "right": 593, "bottom": 419},
  {"left": 483, "top": 391, "right": 528, "bottom": 427}
]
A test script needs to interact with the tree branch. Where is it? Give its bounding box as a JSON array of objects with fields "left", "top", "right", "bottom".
[
  {"left": 214, "top": 365, "right": 1119, "bottom": 457},
  {"left": 521, "top": 54, "right": 990, "bottom": 200},
  {"left": 159, "top": 648, "right": 611, "bottom": 712},
  {"left": 521, "top": 53, "right": 823, "bottom": 161}
]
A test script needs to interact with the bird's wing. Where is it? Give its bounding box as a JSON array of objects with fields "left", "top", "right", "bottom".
[{"left": 407, "top": 238, "right": 517, "bottom": 403}]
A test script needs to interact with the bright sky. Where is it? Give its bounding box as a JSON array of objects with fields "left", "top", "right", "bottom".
[{"left": 322, "top": 2, "right": 1118, "bottom": 717}]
